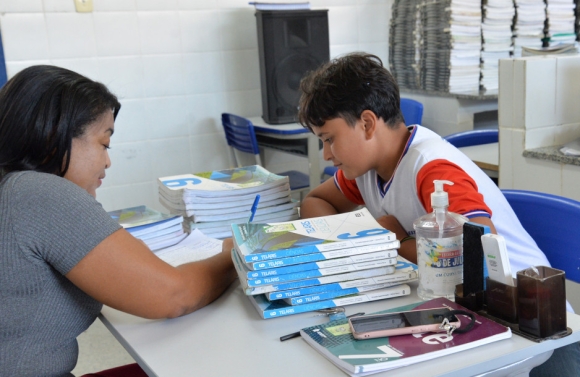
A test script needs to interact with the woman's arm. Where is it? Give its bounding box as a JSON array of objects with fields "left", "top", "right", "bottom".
[{"left": 66, "top": 229, "right": 237, "bottom": 319}]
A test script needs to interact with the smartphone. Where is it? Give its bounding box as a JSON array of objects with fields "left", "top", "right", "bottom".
[{"left": 348, "top": 307, "right": 461, "bottom": 339}]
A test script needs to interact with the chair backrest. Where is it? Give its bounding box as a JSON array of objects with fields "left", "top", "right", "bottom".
[
  {"left": 502, "top": 189, "right": 580, "bottom": 283},
  {"left": 400, "top": 98, "right": 424, "bottom": 126},
  {"left": 221, "top": 113, "right": 261, "bottom": 166},
  {"left": 444, "top": 129, "right": 499, "bottom": 148}
]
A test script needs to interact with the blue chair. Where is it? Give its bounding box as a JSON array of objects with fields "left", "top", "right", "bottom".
[
  {"left": 400, "top": 97, "right": 424, "bottom": 126},
  {"left": 444, "top": 128, "right": 498, "bottom": 148},
  {"left": 221, "top": 113, "right": 310, "bottom": 196},
  {"left": 322, "top": 98, "right": 424, "bottom": 179},
  {"left": 502, "top": 189, "right": 580, "bottom": 284}
]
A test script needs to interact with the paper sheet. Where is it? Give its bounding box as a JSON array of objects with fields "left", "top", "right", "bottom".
[
  {"left": 560, "top": 137, "right": 580, "bottom": 156},
  {"left": 155, "top": 229, "right": 223, "bottom": 267}
]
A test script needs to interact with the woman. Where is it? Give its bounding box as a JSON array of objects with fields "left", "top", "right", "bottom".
[{"left": 0, "top": 65, "right": 237, "bottom": 376}]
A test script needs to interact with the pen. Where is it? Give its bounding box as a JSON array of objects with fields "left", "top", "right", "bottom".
[
  {"left": 279, "top": 312, "right": 365, "bottom": 342},
  {"left": 248, "top": 194, "right": 261, "bottom": 223}
]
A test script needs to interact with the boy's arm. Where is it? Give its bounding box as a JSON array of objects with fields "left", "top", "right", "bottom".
[{"left": 300, "top": 178, "right": 358, "bottom": 218}]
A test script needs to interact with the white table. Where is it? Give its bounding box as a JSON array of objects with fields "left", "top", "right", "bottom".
[
  {"left": 459, "top": 142, "right": 499, "bottom": 178},
  {"left": 99, "top": 280, "right": 580, "bottom": 377},
  {"left": 249, "top": 117, "right": 321, "bottom": 190}
]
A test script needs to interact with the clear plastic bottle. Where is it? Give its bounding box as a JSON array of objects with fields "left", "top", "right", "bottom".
[{"left": 413, "top": 180, "right": 468, "bottom": 301}]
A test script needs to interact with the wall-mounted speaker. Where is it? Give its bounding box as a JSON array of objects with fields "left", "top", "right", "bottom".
[{"left": 256, "top": 10, "right": 329, "bottom": 124}]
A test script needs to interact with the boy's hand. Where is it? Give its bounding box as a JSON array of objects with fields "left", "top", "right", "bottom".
[{"left": 376, "top": 215, "right": 417, "bottom": 263}]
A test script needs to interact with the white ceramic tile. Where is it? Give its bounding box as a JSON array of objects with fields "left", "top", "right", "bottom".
[
  {"left": 142, "top": 54, "right": 186, "bottom": 97},
  {"left": 222, "top": 49, "right": 260, "bottom": 91},
  {"left": 311, "top": 0, "right": 357, "bottom": 6},
  {"left": 97, "top": 56, "right": 144, "bottom": 99},
  {"left": 97, "top": 181, "right": 160, "bottom": 213},
  {"left": 104, "top": 141, "right": 152, "bottom": 186},
  {"left": 113, "top": 99, "right": 150, "bottom": 143},
  {"left": 93, "top": 12, "right": 140, "bottom": 57},
  {"left": 51, "top": 58, "right": 99, "bottom": 80},
  {"left": 498, "top": 58, "right": 514, "bottom": 128},
  {"left": 43, "top": 0, "right": 75, "bottom": 12},
  {"left": 524, "top": 57, "right": 556, "bottom": 130},
  {"left": 136, "top": 0, "right": 178, "bottom": 11},
  {"left": 358, "top": 42, "right": 388, "bottom": 67},
  {"left": 179, "top": 10, "right": 223, "bottom": 52},
  {"left": 512, "top": 59, "right": 525, "bottom": 129},
  {"left": 514, "top": 157, "right": 562, "bottom": 194},
  {"left": 524, "top": 126, "right": 556, "bottom": 150},
  {"left": 93, "top": 0, "right": 137, "bottom": 12},
  {"left": 189, "top": 132, "right": 231, "bottom": 173},
  {"left": 555, "top": 55, "right": 580, "bottom": 126},
  {"left": 497, "top": 128, "right": 514, "bottom": 189},
  {"left": 5, "top": 60, "right": 51, "bottom": 78},
  {"left": 142, "top": 96, "right": 189, "bottom": 140},
  {"left": 178, "top": 0, "right": 219, "bottom": 10},
  {"left": 219, "top": 8, "right": 257, "bottom": 51},
  {"left": 138, "top": 11, "right": 181, "bottom": 55},
  {"left": 562, "top": 164, "right": 580, "bottom": 202},
  {"left": 182, "top": 51, "right": 224, "bottom": 94},
  {"left": 149, "top": 137, "right": 193, "bottom": 179},
  {"left": 330, "top": 44, "right": 359, "bottom": 59},
  {"left": 0, "top": 0, "right": 43, "bottom": 12},
  {"left": 45, "top": 13, "right": 96, "bottom": 59},
  {"left": 554, "top": 123, "right": 580, "bottom": 146},
  {"left": 0, "top": 13, "right": 49, "bottom": 61},
  {"left": 218, "top": 0, "right": 252, "bottom": 9},
  {"left": 328, "top": 7, "right": 358, "bottom": 45},
  {"left": 222, "top": 89, "right": 261, "bottom": 118},
  {"left": 357, "top": 3, "right": 389, "bottom": 44},
  {"left": 186, "top": 93, "right": 223, "bottom": 136}
]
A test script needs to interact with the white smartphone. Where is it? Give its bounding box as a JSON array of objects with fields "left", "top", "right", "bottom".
[{"left": 348, "top": 307, "right": 461, "bottom": 339}]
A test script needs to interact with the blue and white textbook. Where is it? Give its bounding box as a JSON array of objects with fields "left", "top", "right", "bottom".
[
  {"left": 248, "top": 240, "right": 400, "bottom": 271},
  {"left": 246, "top": 249, "right": 399, "bottom": 279},
  {"left": 233, "top": 250, "right": 414, "bottom": 296},
  {"left": 249, "top": 284, "right": 411, "bottom": 319},
  {"left": 266, "top": 257, "right": 418, "bottom": 300},
  {"left": 232, "top": 208, "right": 396, "bottom": 263}
]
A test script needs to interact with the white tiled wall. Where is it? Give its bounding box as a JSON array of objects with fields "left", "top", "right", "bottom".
[
  {"left": 0, "top": 0, "right": 392, "bottom": 212},
  {"left": 498, "top": 55, "right": 580, "bottom": 201}
]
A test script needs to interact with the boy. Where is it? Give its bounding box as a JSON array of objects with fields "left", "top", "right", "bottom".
[{"left": 297, "top": 52, "right": 579, "bottom": 376}]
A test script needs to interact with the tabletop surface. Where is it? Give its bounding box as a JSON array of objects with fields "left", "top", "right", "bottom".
[
  {"left": 100, "top": 280, "right": 580, "bottom": 377},
  {"left": 459, "top": 142, "right": 499, "bottom": 171}
]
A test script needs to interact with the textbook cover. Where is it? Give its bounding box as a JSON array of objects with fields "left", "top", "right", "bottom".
[
  {"left": 300, "top": 297, "right": 511, "bottom": 375},
  {"left": 249, "top": 284, "right": 411, "bottom": 319},
  {"left": 107, "top": 205, "right": 183, "bottom": 237},
  {"left": 248, "top": 241, "right": 400, "bottom": 271},
  {"left": 232, "top": 208, "right": 396, "bottom": 263},
  {"left": 158, "top": 165, "right": 289, "bottom": 199},
  {"left": 266, "top": 258, "right": 418, "bottom": 300}
]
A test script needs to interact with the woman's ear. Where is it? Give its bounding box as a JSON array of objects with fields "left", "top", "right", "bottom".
[{"left": 360, "top": 110, "right": 378, "bottom": 139}]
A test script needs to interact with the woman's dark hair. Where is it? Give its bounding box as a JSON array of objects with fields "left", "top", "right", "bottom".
[
  {"left": 298, "top": 52, "right": 404, "bottom": 131},
  {"left": 0, "top": 65, "right": 121, "bottom": 179}
]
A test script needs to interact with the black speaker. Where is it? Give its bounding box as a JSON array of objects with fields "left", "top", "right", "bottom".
[{"left": 256, "top": 10, "right": 329, "bottom": 124}]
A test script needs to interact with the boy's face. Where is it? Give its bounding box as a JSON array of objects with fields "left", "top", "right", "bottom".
[{"left": 314, "top": 117, "right": 373, "bottom": 180}]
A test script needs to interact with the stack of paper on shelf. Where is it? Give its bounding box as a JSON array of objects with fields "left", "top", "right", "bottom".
[
  {"left": 389, "top": 0, "right": 422, "bottom": 90},
  {"left": 158, "top": 165, "right": 299, "bottom": 239},
  {"left": 230, "top": 208, "right": 418, "bottom": 319},
  {"left": 480, "top": 0, "right": 516, "bottom": 92},
  {"left": 512, "top": 0, "right": 547, "bottom": 57},
  {"left": 420, "top": 0, "right": 482, "bottom": 94},
  {"left": 545, "top": 0, "right": 577, "bottom": 46},
  {"left": 300, "top": 297, "right": 511, "bottom": 376},
  {"left": 108, "top": 205, "right": 186, "bottom": 251}
]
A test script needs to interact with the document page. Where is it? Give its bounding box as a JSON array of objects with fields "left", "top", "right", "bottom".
[{"left": 155, "top": 229, "right": 223, "bottom": 266}]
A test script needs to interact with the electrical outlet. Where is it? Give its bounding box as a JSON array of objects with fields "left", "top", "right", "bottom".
[{"left": 74, "top": 0, "right": 93, "bottom": 13}]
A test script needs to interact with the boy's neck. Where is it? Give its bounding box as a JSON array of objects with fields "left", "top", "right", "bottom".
[{"left": 375, "top": 123, "right": 412, "bottom": 183}]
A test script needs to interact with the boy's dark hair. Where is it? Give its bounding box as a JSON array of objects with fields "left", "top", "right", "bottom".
[
  {"left": 298, "top": 52, "right": 404, "bottom": 131},
  {"left": 0, "top": 65, "right": 120, "bottom": 179}
]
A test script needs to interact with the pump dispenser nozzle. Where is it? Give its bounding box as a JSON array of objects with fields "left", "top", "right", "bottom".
[{"left": 432, "top": 180, "right": 454, "bottom": 208}]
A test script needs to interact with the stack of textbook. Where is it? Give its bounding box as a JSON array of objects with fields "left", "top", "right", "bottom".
[
  {"left": 158, "top": 165, "right": 299, "bottom": 239},
  {"left": 108, "top": 205, "right": 186, "bottom": 251},
  {"left": 231, "top": 208, "right": 418, "bottom": 319},
  {"left": 512, "top": 0, "right": 547, "bottom": 57}
]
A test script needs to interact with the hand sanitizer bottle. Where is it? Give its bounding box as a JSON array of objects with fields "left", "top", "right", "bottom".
[{"left": 413, "top": 180, "right": 468, "bottom": 301}]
